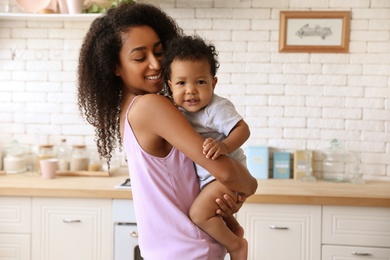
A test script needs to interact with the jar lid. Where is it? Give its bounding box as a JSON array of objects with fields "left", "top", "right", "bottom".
[
  {"left": 6, "top": 140, "right": 25, "bottom": 155},
  {"left": 39, "top": 144, "right": 53, "bottom": 148},
  {"left": 73, "top": 144, "right": 86, "bottom": 149}
]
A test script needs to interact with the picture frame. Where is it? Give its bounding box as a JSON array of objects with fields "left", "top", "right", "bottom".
[{"left": 279, "top": 11, "right": 351, "bottom": 53}]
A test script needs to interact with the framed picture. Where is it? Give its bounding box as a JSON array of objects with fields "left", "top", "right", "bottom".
[{"left": 279, "top": 11, "right": 351, "bottom": 53}]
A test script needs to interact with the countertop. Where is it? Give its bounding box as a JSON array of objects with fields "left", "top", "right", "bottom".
[{"left": 1, "top": 172, "right": 389, "bottom": 207}]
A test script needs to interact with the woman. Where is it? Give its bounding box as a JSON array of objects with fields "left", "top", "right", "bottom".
[{"left": 77, "top": 3, "right": 258, "bottom": 259}]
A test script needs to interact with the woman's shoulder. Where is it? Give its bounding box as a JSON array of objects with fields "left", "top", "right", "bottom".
[
  {"left": 130, "top": 94, "right": 177, "bottom": 117},
  {"left": 135, "top": 94, "right": 172, "bottom": 106}
]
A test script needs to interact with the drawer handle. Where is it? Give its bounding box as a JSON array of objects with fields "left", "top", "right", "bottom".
[
  {"left": 63, "top": 219, "right": 81, "bottom": 223},
  {"left": 269, "top": 225, "right": 288, "bottom": 230},
  {"left": 351, "top": 252, "right": 372, "bottom": 256},
  {"left": 130, "top": 231, "right": 139, "bottom": 238}
]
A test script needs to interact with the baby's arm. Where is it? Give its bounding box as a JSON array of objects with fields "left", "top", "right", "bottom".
[{"left": 203, "top": 120, "right": 250, "bottom": 160}]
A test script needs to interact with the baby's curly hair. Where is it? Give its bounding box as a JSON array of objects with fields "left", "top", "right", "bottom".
[
  {"left": 162, "top": 35, "right": 220, "bottom": 87},
  {"left": 77, "top": 2, "right": 182, "bottom": 166}
]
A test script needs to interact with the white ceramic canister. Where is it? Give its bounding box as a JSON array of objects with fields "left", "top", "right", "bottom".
[
  {"left": 4, "top": 153, "right": 27, "bottom": 174},
  {"left": 3, "top": 140, "right": 27, "bottom": 174}
]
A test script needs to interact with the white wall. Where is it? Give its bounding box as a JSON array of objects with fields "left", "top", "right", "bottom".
[{"left": 0, "top": 0, "right": 389, "bottom": 180}]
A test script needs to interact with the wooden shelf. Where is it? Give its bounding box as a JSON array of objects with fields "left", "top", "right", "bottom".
[{"left": 0, "top": 12, "right": 101, "bottom": 21}]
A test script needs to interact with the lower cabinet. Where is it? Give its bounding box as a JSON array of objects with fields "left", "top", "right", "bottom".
[
  {"left": 31, "top": 198, "right": 112, "bottom": 260},
  {"left": 322, "top": 205, "right": 390, "bottom": 260},
  {"left": 238, "top": 204, "right": 390, "bottom": 260},
  {"left": 2, "top": 196, "right": 390, "bottom": 260},
  {"left": 0, "top": 197, "right": 31, "bottom": 260},
  {"left": 237, "top": 204, "right": 322, "bottom": 260}
]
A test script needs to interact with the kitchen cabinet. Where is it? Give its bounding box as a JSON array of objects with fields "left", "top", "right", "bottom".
[
  {"left": 238, "top": 203, "right": 390, "bottom": 260},
  {"left": 237, "top": 203, "right": 322, "bottom": 260},
  {"left": 31, "top": 198, "right": 112, "bottom": 260},
  {"left": 322, "top": 206, "right": 390, "bottom": 259},
  {"left": 0, "top": 197, "right": 31, "bottom": 260}
]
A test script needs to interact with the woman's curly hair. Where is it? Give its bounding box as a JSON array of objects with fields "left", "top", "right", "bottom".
[
  {"left": 77, "top": 2, "right": 182, "bottom": 166},
  {"left": 162, "top": 35, "right": 220, "bottom": 96}
]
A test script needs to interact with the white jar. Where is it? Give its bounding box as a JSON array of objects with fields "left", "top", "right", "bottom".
[
  {"left": 4, "top": 140, "right": 27, "bottom": 174},
  {"left": 4, "top": 154, "right": 27, "bottom": 174}
]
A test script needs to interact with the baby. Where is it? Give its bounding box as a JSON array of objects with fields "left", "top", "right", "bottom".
[{"left": 163, "top": 35, "right": 250, "bottom": 260}]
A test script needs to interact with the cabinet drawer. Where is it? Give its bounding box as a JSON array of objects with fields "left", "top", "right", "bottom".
[
  {"left": 323, "top": 206, "right": 390, "bottom": 247},
  {"left": 0, "top": 197, "right": 31, "bottom": 233},
  {"left": 238, "top": 204, "right": 321, "bottom": 260},
  {"left": 323, "top": 245, "right": 390, "bottom": 259}
]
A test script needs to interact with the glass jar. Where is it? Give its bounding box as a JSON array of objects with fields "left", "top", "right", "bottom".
[
  {"left": 37, "top": 145, "right": 54, "bottom": 174},
  {"left": 322, "top": 139, "right": 348, "bottom": 182},
  {"left": 56, "top": 139, "right": 71, "bottom": 171},
  {"left": 70, "top": 145, "right": 89, "bottom": 171},
  {"left": 88, "top": 150, "right": 102, "bottom": 171},
  {"left": 4, "top": 140, "right": 27, "bottom": 174}
]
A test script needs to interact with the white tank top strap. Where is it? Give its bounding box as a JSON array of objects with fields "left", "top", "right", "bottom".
[{"left": 126, "top": 95, "right": 141, "bottom": 118}]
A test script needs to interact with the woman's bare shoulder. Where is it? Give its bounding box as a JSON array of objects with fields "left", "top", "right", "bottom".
[
  {"left": 129, "top": 94, "right": 181, "bottom": 128},
  {"left": 133, "top": 94, "right": 173, "bottom": 110}
]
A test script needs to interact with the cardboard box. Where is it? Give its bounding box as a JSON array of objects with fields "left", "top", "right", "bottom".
[
  {"left": 273, "top": 152, "right": 291, "bottom": 179},
  {"left": 293, "top": 150, "right": 313, "bottom": 180},
  {"left": 246, "top": 146, "right": 269, "bottom": 179}
]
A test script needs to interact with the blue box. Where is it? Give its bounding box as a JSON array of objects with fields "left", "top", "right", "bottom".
[
  {"left": 246, "top": 146, "right": 269, "bottom": 179},
  {"left": 273, "top": 152, "right": 291, "bottom": 179}
]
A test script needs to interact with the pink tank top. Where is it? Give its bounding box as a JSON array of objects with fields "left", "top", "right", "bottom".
[{"left": 123, "top": 96, "right": 226, "bottom": 260}]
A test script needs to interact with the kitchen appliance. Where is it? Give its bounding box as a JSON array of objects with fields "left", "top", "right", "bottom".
[{"left": 112, "top": 198, "right": 143, "bottom": 260}]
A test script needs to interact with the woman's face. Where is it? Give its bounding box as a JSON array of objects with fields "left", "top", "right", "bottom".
[{"left": 115, "top": 26, "right": 164, "bottom": 95}]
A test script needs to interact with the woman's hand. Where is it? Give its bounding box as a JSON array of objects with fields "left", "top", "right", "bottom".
[{"left": 215, "top": 193, "right": 248, "bottom": 218}]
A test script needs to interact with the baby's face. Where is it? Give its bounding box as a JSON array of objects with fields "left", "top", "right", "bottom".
[{"left": 168, "top": 59, "right": 217, "bottom": 113}]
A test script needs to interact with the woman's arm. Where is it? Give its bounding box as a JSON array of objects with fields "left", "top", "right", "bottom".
[{"left": 134, "top": 95, "right": 257, "bottom": 197}]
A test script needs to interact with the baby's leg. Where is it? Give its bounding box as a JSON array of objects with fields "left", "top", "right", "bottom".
[
  {"left": 189, "top": 181, "right": 247, "bottom": 260},
  {"left": 223, "top": 214, "right": 244, "bottom": 238}
]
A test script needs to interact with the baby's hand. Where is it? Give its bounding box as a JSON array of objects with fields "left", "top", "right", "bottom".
[{"left": 202, "top": 138, "right": 228, "bottom": 160}]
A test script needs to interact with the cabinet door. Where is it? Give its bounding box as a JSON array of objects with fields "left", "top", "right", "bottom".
[
  {"left": 237, "top": 203, "right": 321, "bottom": 260},
  {"left": 323, "top": 245, "right": 390, "bottom": 259},
  {"left": 0, "top": 197, "right": 31, "bottom": 260},
  {"left": 0, "top": 197, "right": 31, "bottom": 233},
  {"left": 32, "top": 198, "right": 112, "bottom": 260},
  {"left": 0, "top": 234, "right": 30, "bottom": 260}
]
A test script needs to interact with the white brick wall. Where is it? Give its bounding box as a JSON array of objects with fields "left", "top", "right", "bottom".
[{"left": 0, "top": 0, "right": 389, "bottom": 180}]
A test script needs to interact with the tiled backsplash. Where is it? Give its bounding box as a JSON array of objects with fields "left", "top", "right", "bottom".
[{"left": 0, "top": 0, "right": 389, "bottom": 180}]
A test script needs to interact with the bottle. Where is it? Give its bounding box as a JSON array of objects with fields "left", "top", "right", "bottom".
[
  {"left": 57, "top": 139, "right": 71, "bottom": 171},
  {"left": 37, "top": 145, "right": 54, "bottom": 174},
  {"left": 348, "top": 152, "right": 364, "bottom": 184},
  {"left": 70, "top": 145, "right": 89, "bottom": 171},
  {"left": 322, "top": 139, "right": 347, "bottom": 182}
]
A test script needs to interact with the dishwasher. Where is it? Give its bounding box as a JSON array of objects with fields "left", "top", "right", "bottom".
[
  {"left": 114, "top": 222, "right": 142, "bottom": 260},
  {"left": 113, "top": 196, "right": 143, "bottom": 260}
]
